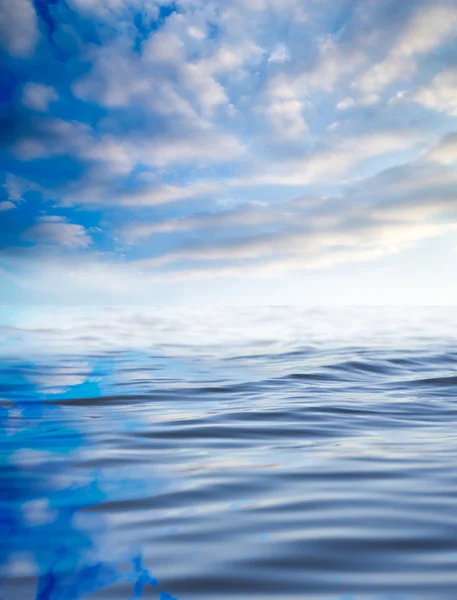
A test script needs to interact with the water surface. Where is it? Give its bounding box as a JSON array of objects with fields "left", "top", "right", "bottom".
[{"left": 1, "top": 307, "right": 457, "bottom": 600}]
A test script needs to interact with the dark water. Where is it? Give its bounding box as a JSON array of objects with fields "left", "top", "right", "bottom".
[{"left": 1, "top": 307, "right": 457, "bottom": 600}]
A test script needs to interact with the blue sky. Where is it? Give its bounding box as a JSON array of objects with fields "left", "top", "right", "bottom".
[{"left": 1, "top": 0, "right": 457, "bottom": 304}]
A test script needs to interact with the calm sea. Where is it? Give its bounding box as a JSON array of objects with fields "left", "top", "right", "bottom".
[{"left": 1, "top": 307, "right": 457, "bottom": 600}]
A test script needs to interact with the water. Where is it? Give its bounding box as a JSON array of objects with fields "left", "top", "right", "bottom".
[{"left": 1, "top": 306, "right": 457, "bottom": 600}]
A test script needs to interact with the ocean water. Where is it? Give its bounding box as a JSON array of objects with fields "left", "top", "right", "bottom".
[{"left": 1, "top": 306, "right": 457, "bottom": 600}]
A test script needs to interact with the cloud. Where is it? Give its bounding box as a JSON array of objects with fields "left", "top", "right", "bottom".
[
  {"left": 61, "top": 178, "right": 223, "bottom": 208},
  {"left": 353, "top": 3, "right": 457, "bottom": 96},
  {"left": 121, "top": 200, "right": 279, "bottom": 242},
  {"left": 0, "top": 0, "right": 39, "bottom": 57},
  {"left": 3, "top": 174, "right": 33, "bottom": 203},
  {"left": 67, "top": 0, "right": 164, "bottom": 19},
  {"left": 232, "top": 127, "right": 428, "bottom": 187},
  {"left": 260, "top": 95, "right": 308, "bottom": 141},
  {"left": 72, "top": 27, "right": 261, "bottom": 118},
  {"left": 121, "top": 133, "right": 457, "bottom": 276},
  {"left": 11, "top": 114, "right": 243, "bottom": 187},
  {"left": 22, "top": 216, "right": 92, "bottom": 249},
  {"left": 0, "top": 174, "right": 33, "bottom": 212},
  {"left": 16, "top": 116, "right": 428, "bottom": 209},
  {"left": 259, "top": 36, "right": 365, "bottom": 132},
  {"left": 54, "top": 123, "right": 430, "bottom": 211},
  {"left": 268, "top": 44, "right": 290, "bottom": 63},
  {"left": 3, "top": 0, "right": 457, "bottom": 306},
  {"left": 111, "top": 180, "right": 222, "bottom": 207},
  {"left": 12, "top": 118, "right": 95, "bottom": 162},
  {"left": 413, "top": 67, "right": 457, "bottom": 116},
  {"left": 134, "top": 213, "right": 454, "bottom": 275},
  {"left": 425, "top": 133, "right": 457, "bottom": 164},
  {"left": 7, "top": 109, "right": 241, "bottom": 209},
  {"left": 239, "top": 0, "right": 307, "bottom": 16},
  {"left": 0, "top": 201, "right": 16, "bottom": 211},
  {"left": 22, "top": 83, "right": 59, "bottom": 112},
  {"left": 336, "top": 97, "right": 355, "bottom": 110}
]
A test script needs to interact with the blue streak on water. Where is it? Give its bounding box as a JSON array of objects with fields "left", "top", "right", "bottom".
[{"left": 0, "top": 352, "right": 176, "bottom": 599}]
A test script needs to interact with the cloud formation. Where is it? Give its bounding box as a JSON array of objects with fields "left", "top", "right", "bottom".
[
  {"left": 127, "top": 135, "right": 457, "bottom": 276},
  {"left": 0, "top": 201, "right": 16, "bottom": 212},
  {"left": 0, "top": 0, "right": 38, "bottom": 57},
  {"left": 414, "top": 67, "right": 457, "bottom": 116},
  {"left": 22, "top": 216, "right": 92, "bottom": 249},
  {"left": 22, "top": 83, "right": 59, "bottom": 112},
  {"left": 353, "top": 3, "right": 457, "bottom": 98},
  {"left": 1, "top": 0, "right": 457, "bottom": 303}
]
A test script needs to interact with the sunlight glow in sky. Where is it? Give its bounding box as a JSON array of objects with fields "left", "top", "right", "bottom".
[{"left": 1, "top": 0, "right": 457, "bottom": 304}]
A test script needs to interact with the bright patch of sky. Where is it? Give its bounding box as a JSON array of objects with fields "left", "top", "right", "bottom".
[{"left": 1, "top": 0, "right": 457, "bottom": 304}]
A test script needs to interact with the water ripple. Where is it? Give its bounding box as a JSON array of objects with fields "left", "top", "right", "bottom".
[{"left": 1, "top": 308, "right": 457, "bottom": 599}]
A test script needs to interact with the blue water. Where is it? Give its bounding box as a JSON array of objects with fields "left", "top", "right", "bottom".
[{"left": 1, "top": 307, "right": 457, "bottom": 600}]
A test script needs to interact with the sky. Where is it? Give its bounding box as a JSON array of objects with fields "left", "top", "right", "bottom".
[{"left": 1, "top": 0, "right": 457, "bottom": 305}]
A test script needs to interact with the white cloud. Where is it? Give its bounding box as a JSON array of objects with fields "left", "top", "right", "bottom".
[
  {"left": 12, "top": 119, "right": 94, "bottom": 161},
  {"left": 0, "top": 201, "right": 16, "bottom": 211},
  {"left": 413, "top": 67, "right": 457, "bottom": 116},
  {"left": 64, "top": 178, "right": 223, "bottom": 208},
  {"left": 113, "top": 180, "right": 222, "bottom": 207},
  {"left": 268, "top": 44, "right": 290, "bottom": 63},
  {"left": 3, "top": 174, "right": 32, "bottom": 203},
  {"left": 425, "top": 133, "right": 457, "bottom": 164},
  {"left": 3, "top": 137, "right": 457, "bottom": 299},
  {"left": 306, "top": 37, "right": 365, "bottom": 92},
  {"left": 121, "top": 200, "right": 281, "bottom": 242},
  {"left": 234, "top": 128, "right": 428, "bottom": 187},
  {"left": 0, "top": 0, "right": 38, "bottom": 57},
  {"left": 5, "top": 0, "right": 457, "bottom": 304},
  {"left": 262, "top": 96, "right": 308, "bottom": 141},
  {"left": 255, "top": 35, "right": 367, "bottom": 143},
  {"left": 73, "top": 30, "right": 260, "bottom": 119},
  {"left": 116, "top": 131, "right": 457, "bottom": 277},
  {"left": 336, "top": 97, "right": 355, "bottom": 110},
  {"left": 187, "top": 25, "right": 206, "bottom": 40},
  {"left": 12, "top": 114, "right": 243, "bottom": 182},
  {"left": 22, "top": 216, "right": 92, "bottom": 249},
  {"left": 240, "top": 0, "right": 306, "bottom": 15},
  {"left": 67, "top": 0, "right": 163, "bottom": 19},
  {"left": 135, "top": 214, "right": 457, "bottom": 275},
  {"left": 353, "top": 4, "right": 457, "bottom": 95},
  {"left": 143, "top": 31, "right": 230, "bottom": 116},
  {"left": 263, "top": 36, "right": 364, "bottom": 109},
  {"left": 73, "top": 45, "right": 151, "bottom": 109},
  {"left": 22, "top": 83, "right": 58, "bottom": 112}
]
